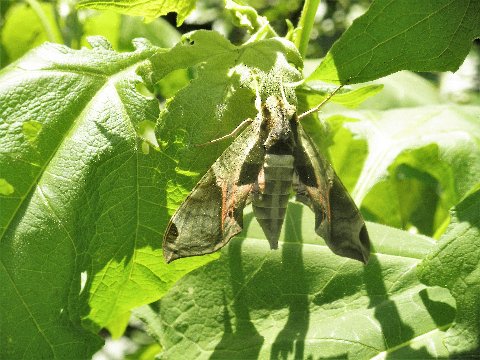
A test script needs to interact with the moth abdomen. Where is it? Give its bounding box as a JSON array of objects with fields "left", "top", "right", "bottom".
[{"left": 252, "top": 154, "right": 294, "bottom": 248}]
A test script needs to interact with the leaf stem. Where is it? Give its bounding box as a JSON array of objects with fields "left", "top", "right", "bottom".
[
  {"left": 24, "top": 0, "right": 59, "bottom": 43},
  {"left": 294, "top": 0, "right": 321, "bottom": 59}
]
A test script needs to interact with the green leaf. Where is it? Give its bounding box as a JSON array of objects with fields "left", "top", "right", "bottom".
[
  {"left": 153, "top": 204, "right": 455, "bottom": 359},
  {"left": 77, "top": 0, "right": 197, "bottom": 25},
  {"left": 308, "top": 0, "right": 480, "bottom": 84},
  {"left": 105, "top": 311, "right": 131, "bottom": 339},
  {"left": 0, "top": 38, "right": 213, "bottom": 358},
  {"left": 224, "top": 0, "right": 277, "bottom": 41},
  {"left": 80, "top": 10, "right": 122, "bottom": 49},
  {"left": 118, "top": 16, "right": 181, "bottom": 50},
  {"left": 133, "top": 305, "right": 164, "bottom": 344},
  {"left": 225, "top": 0, "right": 269, "bottom": 32},
  {"left": 418, "top": 188, "right": 480, "bottom": 354},
  {"left": 327, "top": 104, "right": 480, "bottom": 235}
]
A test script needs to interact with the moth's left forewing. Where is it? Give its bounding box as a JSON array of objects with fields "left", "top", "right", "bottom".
[{"left": 292, "top": 120, "right": 370, "bottom": 263}]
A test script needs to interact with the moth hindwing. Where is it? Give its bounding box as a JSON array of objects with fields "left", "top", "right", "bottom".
[{"left": 163, "top": 96, "right": 370, "bottom": 264}]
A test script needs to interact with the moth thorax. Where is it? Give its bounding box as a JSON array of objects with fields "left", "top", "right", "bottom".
[{"left": 252, "top": 154, "right": 294, "bottom": 249}]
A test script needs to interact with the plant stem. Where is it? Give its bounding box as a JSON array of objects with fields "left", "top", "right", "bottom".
[
  {"left": 24, "top": 0, "right": 59, "bottom": 43},
  {"left": 294, "top": 0, "right": 321, "bottom": 59}
]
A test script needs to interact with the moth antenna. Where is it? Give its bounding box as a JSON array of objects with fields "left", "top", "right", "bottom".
[
  {"left": 283, "top": 80, "right": 304, "bottom": 88},
  {"left": 298, "top": 85, "right": 344, "bottom": 120},
  {"left": 195, "top": 118, "right": 253, "bottom": 147},
  {"left": 279, "top": 76, "right": 290, "bottom": 106},
  {"left": 253, "top": 76, "right": 262, "bottom": 112}
]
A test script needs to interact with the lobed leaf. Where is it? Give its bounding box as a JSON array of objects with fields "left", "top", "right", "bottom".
[
  {"left": 0, "top": 38, "right": 213, "bottom": 358},
  {"left": 0, "top": 30, "right": 306, "bottom": 358}
]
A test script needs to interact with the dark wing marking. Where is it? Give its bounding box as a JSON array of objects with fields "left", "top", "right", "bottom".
[
  {"left": 163, "top": 119, "right": 265, "bottom": 263},
  {"left": 292, "top": 120, "right": 370, "bottom": 263}
]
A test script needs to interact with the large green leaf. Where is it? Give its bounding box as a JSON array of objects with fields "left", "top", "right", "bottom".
[
  {"left": 418, "top": 187, "right": 480, "bottom": 354},
  {"left": 308, "top": 0, "right": 480, "bottom": 84},
  {"left": 0, "top": 38, "right": 215, "bottom": 358},
  {"left": 153, "top": 204, "right": 455, "bottom": 359}
]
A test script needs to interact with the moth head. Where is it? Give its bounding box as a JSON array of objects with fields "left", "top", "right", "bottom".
[{"left": 262, "top": 96, "right": 296, "bottom": 152}]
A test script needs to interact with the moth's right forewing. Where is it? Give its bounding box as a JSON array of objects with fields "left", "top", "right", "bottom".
[
  {"left": 163, "top": 120, "right": 264, "bottom": 263},
  {"left": 293, "top": 123, "right": 370, "bottom": 263}
]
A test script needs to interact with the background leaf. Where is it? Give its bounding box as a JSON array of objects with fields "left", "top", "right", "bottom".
[
  {"left": 356, "top": 71, "right": 443, "bottom": 110},
  {"left": 81, "top": 12, "right": 181, "bottom": 51},
  {"left": 324, "top": 99, "right": 480, "bottom": 236},
  {"left": 77, "top": 0, "right": 197, "bottom": 24},
  {"left": 418, "top": 187, "right": 480, "bottom": 354},
  {"left": 1, "top": 2, "right": 62, "bottom": 63},
  {"left": 297, "top": 71, "right": 480, "bottom": 238},
  {"left": 308, "top": 0, "right": 480, "bottom": 83},
  {"left": 153, "top": 204, "right": 455, "bottom": 359}
]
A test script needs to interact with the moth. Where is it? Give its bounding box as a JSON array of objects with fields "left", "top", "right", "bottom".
[{"left": 163, "top": 93, "right": 370, "bottom": 264}]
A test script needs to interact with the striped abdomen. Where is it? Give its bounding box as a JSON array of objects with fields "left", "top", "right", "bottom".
[{"left": 252, "top": 154, "right": 294, "bottom": 249}]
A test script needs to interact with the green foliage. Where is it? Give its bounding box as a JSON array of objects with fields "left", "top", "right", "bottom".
[
  {"left": 149, "top": 30, "right": 302, "bottom": 194},
  {"left": 0, "top": 0, "right": 479, "bottom": 359}
]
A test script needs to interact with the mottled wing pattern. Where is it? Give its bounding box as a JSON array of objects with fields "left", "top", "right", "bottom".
[
  {"left": 292, "top": 120, "right": 370, "bottom": 263},
  {"left": 163, "top": 119, "right": 264, "bottom": 263}
]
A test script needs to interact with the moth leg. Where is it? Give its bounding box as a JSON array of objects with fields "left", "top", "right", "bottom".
[
  {"left": 298, "top": 85, "right": 343, "bottom": 120},
  {"left": 196, "top": 118, "right": 254, "bottom": 146}
]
